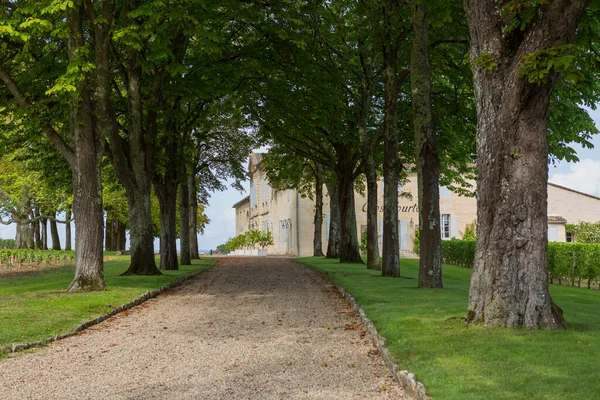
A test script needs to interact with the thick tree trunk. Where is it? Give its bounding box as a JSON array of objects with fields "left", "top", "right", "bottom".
[
  {"left": 188, "top": 174, "right": 200, "bottom": 259},
  {"left": 357, "top": 52, "right": 380, "bottom": 270},
  {"left": 154, "top": 181, "right": 179, "bottom": 271},
  {"left": 412, "top": 1, "right": 442, "bottom": 289},
  {"left": 65, "top": 208, "right": 72, "bottom": 251},
  {"left": 325, "top": 183, "right": 340, "bottom": 259},
  {"left": 118, "top": 51, "right": 161, "bottom": 276},
  {"left": 464, "top": 0, "right": 587, "bottom": 328},
  {"left": 49, "top": 212, "right": 61, "bottom": 250},
  {"left": 381, "top": 0, "right": 401, "bottom": 278},
  {"left": 66, "top": 5, "right": 105, "bottom": 291},
  {"left": 15, "top": 217, "right": 34, "bottom": 249},
  {"left": 179, "top": 171, "right": 191, "bottom": 266},
  {"left": 313, "top": 172, "right": 324, "bottom": 257},
  {"left": 121, "top": 188, "right": 160, "bottom": 276},
  {"left": 337, "top": 163, "right": 362, "bottom": 264},
  {"left": 364, "top": 167, "right": 380, "bottom": 270}
]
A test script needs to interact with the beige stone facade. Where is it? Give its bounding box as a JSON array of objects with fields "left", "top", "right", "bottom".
[{"left": 234, "top": 154, "right": 600, "bottom": 257}]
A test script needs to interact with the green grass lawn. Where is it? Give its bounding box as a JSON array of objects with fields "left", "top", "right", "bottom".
[
  {"left": 0, "top": 256, "right": 215, "bottom": 351},
  {"left": 298, "top": 257, "right": 600, "bottom": 400}
]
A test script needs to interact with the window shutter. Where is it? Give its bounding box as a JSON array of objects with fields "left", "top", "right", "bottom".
[{"left": 400, "top": 220, "right": 408, "bottom": 250}]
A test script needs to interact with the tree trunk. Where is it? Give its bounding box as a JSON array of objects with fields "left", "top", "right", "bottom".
[
  {"left": 412, "top": 1, "right": 442, "bottom": 289},
  {"left": 381, "top": 0, "right": 401, "bottom": 278},
  {"left": 105, "top": 213, "right": 114, "bottom": 251},
  {"left": 32, "top": 209, "right": 41, "bottom": 250},
  {"left": 463, "top": 0, "right": 586, "bottom": 328},
  {"left": 15, "top": 216, "right": 34, "bottom": 249},
  {"left": 188, "top": 174, "right": 200, "bottom": 259},
  {"left": 66, "top": 3, "right": 105, "bottom": 292},
  {"left": 65, "top": 207, "right": 72, "bottom": 251},
  {"left": 325, "top": 183, "right": 340, "bottom": 259},
  {"left": 116, "top": 220, "right": 126, "bottom": 251},
  {"left": 337, "top": 162, "right": 362, "bottom": 264},
  {"left": 357, "top": 50, "right": 380, "bottom": 270},
  {"left": 154, "top": 181, "right": 179, "bottom": 271},
  {"left": 49, "top": 211, "right": 61, "bottom": 250},
  {"left": 313, "top": 171, "right": 324, "bottom": 257},
  {"left": 40, "top": 217, "right": 48, "bottom": 250},
  {"left": 179, "top": 169, "right": 191, "bottom": 266},
  {"left": 363, "top": 163, "right": 380, "bottom": 270},
  {"left": 118, "top": 51, "right": 161, "bottom": 276}
]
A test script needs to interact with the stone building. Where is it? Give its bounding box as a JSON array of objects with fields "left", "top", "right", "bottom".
[{"left": 233, "top": 153, "right": 600, "bottom": 257}]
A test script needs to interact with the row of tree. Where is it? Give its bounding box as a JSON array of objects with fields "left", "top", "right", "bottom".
[
  {"left": 0, "top": 0, "right": 258, "bottom": 291},
  {"left": 0, "top": 0, "right": 598, "bottom": 329},
  {"left": 256, "top": 0, "right": 600, "bottom": 329}
]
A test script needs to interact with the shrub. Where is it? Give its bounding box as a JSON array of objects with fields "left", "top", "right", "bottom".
[
  {"left": 441, "top": 239, "right": 476, "bottom": 268},
  {"left": 441, "top": 239, "right": 600, "bottom": 288},
  {"left": 0, "top": 239, "right": 15, "bottom": 249}
]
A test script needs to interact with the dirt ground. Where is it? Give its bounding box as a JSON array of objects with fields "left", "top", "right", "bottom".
[{"left": 0, "top": 257, "right": 403, "bottom": 399}]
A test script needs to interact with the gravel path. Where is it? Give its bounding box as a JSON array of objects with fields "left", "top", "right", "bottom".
[{"left": 0, "top": 257, "right": 403, "bottom": 399}]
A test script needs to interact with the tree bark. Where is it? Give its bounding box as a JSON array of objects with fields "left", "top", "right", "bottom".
[
  {"left": 412, "top": 0, "right": 442, "bottom": 289},
  {"left": 179, "top": 167, "right": 191, "bottom": 266},
  {"left": 337, "top": 158, "right": 362, "bottom": 264},
  {"left": 32, "top": 209, "right": 41, "bottom": 250},
  {"left": 154, "top": 181, "right": 179, "bottom": 271},
  {"left": 153, "top": 128, "right": 179, "bottom": 271},
  {"left": 357, "top": 48, "right": 380, "bottom": 270},
  {"left": 15, "top": 216, "right": 34, "bottom": 249},
  {"left": 312, "top": 170, "right": 324, "bottom": 257},
  {"left": 117, "top": 51, "right": 161, "bottom": 276},
  {"left": 325, "top": 183, "right": 340, "bottom": 259},
  {"left": 381, "top": 0, "right": 402, "bottom": 278},
  {"left": 40, "top": 216, "right": 48, "bottom": 250},
  {"left": 66, "top": 3, "right": 105, "bottom": 292},
  {"left": 188, "top": 174, "right": 200, "bottom": 259},
  {"left": 116, "top": 220, "right": 126, "bottom": 251},
  {"left": 105, "top": 213, "right": 114, "bottom": 251},
  {"left": 49, "top": 211, "right": 61, "bottom": 250},
  {"left": 464, "top": 0, "right": 587, "bottom": 328},
  {"left": 65, "top": 207, "right": 72, "bottom": 251}
]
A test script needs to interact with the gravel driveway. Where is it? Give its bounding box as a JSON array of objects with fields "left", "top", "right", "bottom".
[{"left": 0, "top": 257, "right": 402, "bottom": 399}]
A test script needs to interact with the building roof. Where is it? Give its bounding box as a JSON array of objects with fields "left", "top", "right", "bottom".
[
  {"left": 548, "top": 215, "right": 567, "bottom": 223},
  {"left": 232, "top": 196, "right": 250, "bottom": 209},
  {"left": 548, "top": 182, "right": 600, "bottom": 202},
  {"left": 247, "top": 153, "right": 264, "bottom": 178}
]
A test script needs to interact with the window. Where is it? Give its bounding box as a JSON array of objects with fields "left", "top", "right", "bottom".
[
  {"left": 566, "top": 231, "right": 573, "bottom": 242},
  {"left": 441, "top": 214, "right": 451, "bottom": 239}
]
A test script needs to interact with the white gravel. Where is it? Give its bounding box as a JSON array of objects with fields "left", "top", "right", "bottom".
[{"left": 0, "top": 257, "right": 403, "bottom": 399}]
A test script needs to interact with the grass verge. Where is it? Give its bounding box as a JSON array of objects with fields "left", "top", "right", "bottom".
[
  {"left": 298, "top": 257, "right": 600, "bottom": 400},
  {"left": 0, "top": 256, "right": 216, "bottom": 351}
]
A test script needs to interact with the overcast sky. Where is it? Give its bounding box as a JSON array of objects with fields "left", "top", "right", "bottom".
[{"left": 1, "top": 110, "right": 599, "bottom": 251}]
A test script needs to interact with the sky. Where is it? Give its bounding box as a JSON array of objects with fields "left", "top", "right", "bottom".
[{"left": 1, "top": 110, "right": 599, "bottom": 251}]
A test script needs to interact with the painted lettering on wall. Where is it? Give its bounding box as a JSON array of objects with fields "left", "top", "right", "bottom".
[{"left": 362, "top": 203, "right": 419, "bottom": 213}]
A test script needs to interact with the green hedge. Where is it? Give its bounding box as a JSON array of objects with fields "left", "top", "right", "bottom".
[
  {"left": 440, "top": 239, "right": 600, "bottom": 288},
  {"left": 0, "top": 239, "right": 15, "bottom": 249},
  {"left": 441, "top": 239, "right": 476, "bottom": 268}
]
